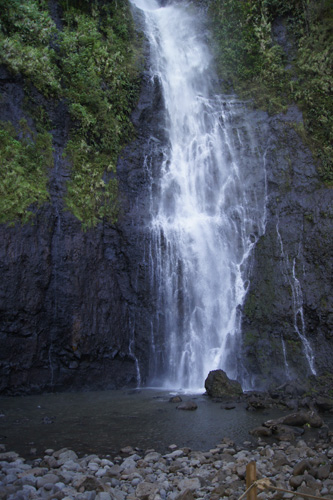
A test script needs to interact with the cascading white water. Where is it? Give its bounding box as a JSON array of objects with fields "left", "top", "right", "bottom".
[
  {"left": 276, "top": 221, "right": 316, "bottom": 376},
  {"left": 133, "top": 0, "right": 267, "bottom": 390}
]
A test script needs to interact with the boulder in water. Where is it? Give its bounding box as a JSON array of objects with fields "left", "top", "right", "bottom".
[
  {"left": 176, "top": 400, "right": 198, "bottom": 411},
  {"left": 204, "top": 370, "right": 243, "bottom": 398},
  {"left": 169, "top": 396, "right": 182, "bottom": 403},
  {"left": 249, "top": 426, "right": 272, "bottom": 437},
  {"left": 314, "top": 396, "right": 333, "bottom": 412}
]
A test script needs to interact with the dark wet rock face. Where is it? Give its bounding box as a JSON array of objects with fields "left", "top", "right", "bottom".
[
  {"left": 0, "top": 7, "right": 332, "bottom": 395},
  {"left": 240, "top": 106, "right": 333, "bottom": 389},
  {"left": 0, "top": 19, "right": 167, "bottom": 394}
]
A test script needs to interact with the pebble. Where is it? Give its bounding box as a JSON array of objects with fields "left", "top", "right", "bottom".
[{"left": 0, "top": 434, "right": 333, "bottom": 500}]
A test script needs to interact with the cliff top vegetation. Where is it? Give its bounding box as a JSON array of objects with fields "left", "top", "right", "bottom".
[
  {"left": 0, "top": 0, "right": 331, "bottom": 227},
  {"left": 0, "top": 0, "right": 142, "bottom": 227},
  {"left": 209, "top": 0, "right": 333, "bottom": 183}
]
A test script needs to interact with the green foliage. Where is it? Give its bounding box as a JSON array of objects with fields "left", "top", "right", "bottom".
[
  {"left": 58, "top": 1, "right": 142, "bottom": 227},
  {"left": 0, "top": 0, "right": 142, "bottom": 227},
  {"left": 64, "top": 139, "right": 119, "bottom": 229},
  {"left": 0, "top": 0, "right": 60, "bottom": 96},
  {"left": 294, "top": 17, "right": 333, "bottom": 182},
  {"left": 0, "top": 120, "right": 52, "bottom": 224},
  {"left": 209, "top": 0, "right": 333, "bottom": 182}
]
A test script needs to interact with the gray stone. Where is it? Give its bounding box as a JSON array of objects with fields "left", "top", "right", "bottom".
[
  {"left": 121, "top": 446, "right": 134, "bottom": 455},
  {"left": 19, "top": 474, "right": 36, "bottom": 487},
  {"left": 4, "top": 474, "right": 17, "bottom": 484},
  {"left": 293, "top": 460, "right": 311, "bottom": 476},
  {"left": 250, "top": 426, "right": 272, "bottom": 437},
  {"left": 100, "top": 459, "right": 113, "bottom": 467},
  {"left": 168, "top": 445, "right": 178, "bottom": 451},
  {"left": 164, "top": 450, "right": 184, "bottom": 459},
  {"left": 96, "top": 468, "right": 107, "bottom": 477},
  {"left": 88, "top": 462, "right": 99, "bottom": 472},
  {"left": 79, "top": 476, "right": 104, "bottom": 492},
  {"left": 135, "top": 481, "right": 159, "bottom": 499},
  {"left": 175, "top": 489, "right": 195, "bottom": 500},
  {"left": 58, "top": 450, "right": 78, "bottom": 464},
  {"left": 107, "top": 465, "right": 122, "bottom": 477},
  {"left": 176, "top": 401, "right": 198, "bottom": 411},
  {"left": 132, "top": 477, "right": 142, "bottom": 487},
  {"left": 290, "top": 475, "right": 305, "bottom": 488},
  {"left": 108, "top": 489, "right": 125, "bottom": 500},
  {"left": 143, "top": 452, "right": 162, "bottom": 462},
  {"left": 43, "top": 482, "right": 56, "bottom": 491},
  {"left": 95, "top": 493, "right": 111, "bottom": 500},
  {"left": 316, "top": 464, "right": 331, "bottom": 480},
  {"left": 169, "top": 396, "right": 182, "bottom": 403},
  {"left": 43, "top": 455, "right": 59, "bottom": 468},
  {"left": 177, "top": 477, "right": 201, "bottom": 492},
  {"left": 36, "top": 473, "right": 60, "bottom": 488},
  {"left": 119, "top": 457, "right": 137, "bottom": 471},
  {"left": 0, "top": 452, "right": 19, "bottom": 462},
  {"left": 54, "top": 482, "right": 66, "bottom": 490},
  {"left": 315, "top": 397, "right": 333, "bottom": 412},
  {"left": 53, "top": 448, "right": 69, "bottom": 459}
]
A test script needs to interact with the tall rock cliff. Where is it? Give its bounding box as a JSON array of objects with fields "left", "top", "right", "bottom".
[
  {"left": 240, "top": 105, "right": 333, "bottom": 388},
  {"left": 0, "top": 1, "right": 166, "bottom": 394},
  {"left": 0, "top": 0, "right": 332, "bottom": 394}
]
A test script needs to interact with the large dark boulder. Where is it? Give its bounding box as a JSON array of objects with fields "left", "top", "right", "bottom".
[
  {"left": 264, "top": 410, "right": 323, "bottom": 429},
  {"left": 205, "top": 370, "right": 243, "bottom": 398}
]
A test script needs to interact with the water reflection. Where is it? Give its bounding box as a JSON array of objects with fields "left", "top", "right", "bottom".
[{"left": 0, "top": 389, "right": 290, "bottom": 459}]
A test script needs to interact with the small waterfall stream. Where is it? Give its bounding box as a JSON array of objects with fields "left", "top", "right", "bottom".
[
  {"left": 276, "top": 220, "right": 316, "bottom": 376},
  {"left": 133, "top": 0, "right": 267, "bottom": 390}
]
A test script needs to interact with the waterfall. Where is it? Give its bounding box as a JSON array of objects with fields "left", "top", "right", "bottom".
[
  {"left": 276, "top": 221, "right": 316, "bottom": 376},
  {"left": 281, "top": 336, "right": 291, "bottom": 380},
  {"left": 133, "top": 0, "right": 267, "bottom": 390}
]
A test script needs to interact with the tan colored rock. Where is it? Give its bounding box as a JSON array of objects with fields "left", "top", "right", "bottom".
[
  {"left": 135, "top": 481, "right": 159, "bottom": 499},
  {"left": 175, "top": 488, "right": 195, "bottom": 500}
]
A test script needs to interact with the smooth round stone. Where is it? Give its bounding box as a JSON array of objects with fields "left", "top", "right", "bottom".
[
  {"left": 5, "top": 474, "right": 17, "bottom": 484},
  {"left": 101, "top": 459, "right": 114, "bottom": 467},
  {"left": 88, "top": 462, "right": 99, "bottom": 471},
  {"left": 36, "top": 473, "right": 60, "bottom": 488},
  {"left": 54, "top": 482, "right": 66, "bottom": 490},
  {"left": 95, "top": 468, "right": 107, "bottom": 477},
  {"left": 19, "top": 474, "right": 36, "bottom": 486},
  {"left": 95, "top": 493, "right": 112, "bottom": 500},
  {"left": 43, "top": 482, "right": 55, "bottom": 491}
]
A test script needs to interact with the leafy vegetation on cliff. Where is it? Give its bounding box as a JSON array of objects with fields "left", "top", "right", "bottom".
[
  {"left": 0, "top": 0, "right": 142, "bottom": 227},
  {"left": 1, "top": 0, "right": 331, "bottom": 227},
  {"left": 209, "top": 0, "right": 333, "bottom": 182},
  {"left": 0, "top": 120, "right": 52, "bottom": 224},
  {"left": 59, "top": 1, "right": 142, "bottom": 227}
]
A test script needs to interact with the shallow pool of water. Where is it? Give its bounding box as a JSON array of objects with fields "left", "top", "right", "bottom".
[{"left": 0, "top": 389, "right": 315, "bottom": 459}]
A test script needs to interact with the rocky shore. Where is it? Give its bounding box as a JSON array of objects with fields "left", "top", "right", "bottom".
[
  {"left": 1, "top": 379, "right": 333, "bottom": 500},
  {"left": 1, "top": 426, "right": 333, "bottom": 500}
]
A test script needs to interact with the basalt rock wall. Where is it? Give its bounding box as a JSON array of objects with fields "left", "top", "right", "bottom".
[
  {"left": 0, "top": 12, "right": 167, "bottom": 394},
  {"left": 0, "top": 5, "right": 332, "bottom": 395},
  {"left": 240, "top": 105, "right": 333, "bottom": 389}
]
